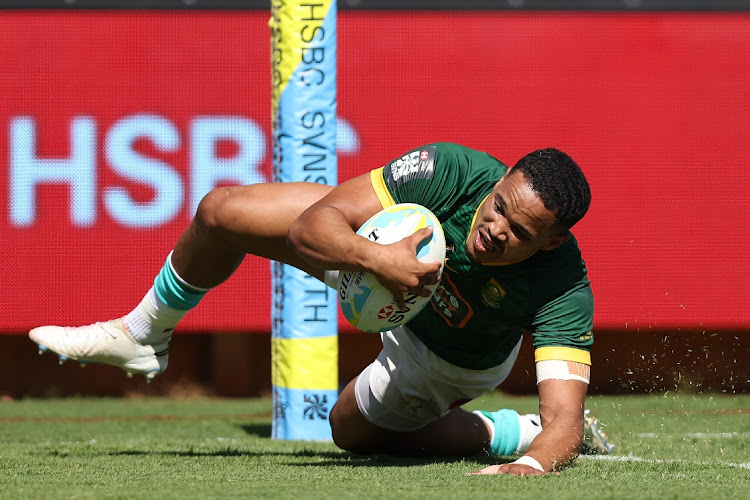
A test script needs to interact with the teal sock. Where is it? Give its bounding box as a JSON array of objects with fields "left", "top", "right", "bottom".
[
  {"left": 153, "top": 253, "right": 209, "bottom": 311},
  {"left": 475, "top": 409, "right": 521, "bottom": 456}
]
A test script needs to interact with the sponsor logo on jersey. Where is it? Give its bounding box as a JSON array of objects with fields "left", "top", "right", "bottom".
[
  {"left": 480, "top": 277, "right": 506, "bottom": 309},
  {"left": 429, "top": 271, "right": 473, "bottom": 328},
  {"left": 385, "top": 145, "right": 436, "bottom": 189}
]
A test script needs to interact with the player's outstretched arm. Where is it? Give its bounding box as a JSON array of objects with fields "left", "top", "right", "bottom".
[
  {"left": 473, "top": 377, "right": 588, "bottom": 476},
  {"left": 288, "top": 173, "right": 441, "bottom": 307}
]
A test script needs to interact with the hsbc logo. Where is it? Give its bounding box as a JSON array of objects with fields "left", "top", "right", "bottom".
[
  {"left": 377, "top": 305, "right": 394, "bottom": 319},
  {"left": 383, "top": 293, "right": 420, "bottom": 324},
  {"left": 7, "top": 115, "right": 362, "bottom": 229}
]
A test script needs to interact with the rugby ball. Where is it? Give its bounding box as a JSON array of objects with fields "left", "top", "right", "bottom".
[{"left": 338, "top": 203, "right": 445, "bottom": 333}]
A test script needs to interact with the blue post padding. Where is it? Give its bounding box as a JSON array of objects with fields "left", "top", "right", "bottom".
[
  {"left": 272, "top": 386, "right": 339, "bottom": 441},
  {"left": 272, "top": 263, "right": 338, "bottom": 340},
  {"left": 274, "top": 6, "right": 337, "bottom": 186},
  {"left": 271, "top": 0, "right": 338, "bottom": 441},
  {"left": 271, "top": 263, "right": 338, "bottom": 441}
]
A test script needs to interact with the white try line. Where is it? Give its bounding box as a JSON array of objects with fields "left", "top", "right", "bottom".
[
  {"left": 580, "top": 454, "right": 750, "bottom": 470},
  {"left": 634, "top": 432, "right": 750, "bottom": 439}
]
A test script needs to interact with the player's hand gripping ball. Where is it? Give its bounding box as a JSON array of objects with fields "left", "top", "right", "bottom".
[{"left": 338, "top": 203, "right": 446, "bottom": 333}]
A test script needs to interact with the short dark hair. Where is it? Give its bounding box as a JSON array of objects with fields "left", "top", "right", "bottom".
[{"left": 510, "top": 148, "right": 591, "bottom": 230}]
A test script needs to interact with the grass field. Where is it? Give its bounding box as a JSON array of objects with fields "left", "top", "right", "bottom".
[{"left": 0, "top": 392, "right": 748, "bottom": 499}]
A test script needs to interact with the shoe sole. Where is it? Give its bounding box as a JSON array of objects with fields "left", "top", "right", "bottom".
[
  {"left": 582, "top": 416, "right": 615, "bottom": 455},
  {"left": 30, "top": 325, "right": 166, "bottom": 382}
]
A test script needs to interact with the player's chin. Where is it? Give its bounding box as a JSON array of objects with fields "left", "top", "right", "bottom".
[
  {"left": 467, "top": 246, "right": 499, "bottom": 264},
  {"left": 465, "top": 242, "right": 482, "bottom": 263}
]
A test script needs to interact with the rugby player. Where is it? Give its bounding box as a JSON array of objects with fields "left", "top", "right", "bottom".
[{"left": 30, "top": 143, "right": 613, "bottom": 476}]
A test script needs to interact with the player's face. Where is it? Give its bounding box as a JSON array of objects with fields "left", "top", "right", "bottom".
[{"left": 465, "top": 171, "right": 569, "bottom": 265}]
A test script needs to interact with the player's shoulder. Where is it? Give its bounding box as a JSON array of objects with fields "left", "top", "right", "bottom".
[{"left": 378, "top": 143, "right": 507, "bottom": 201}]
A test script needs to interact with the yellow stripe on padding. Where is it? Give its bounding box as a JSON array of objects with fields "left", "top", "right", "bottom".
[
  {"left": 370, "top": 168, "right": 396, "bottom": 208},
  {"left": 535, "top": 346, "right": 591, "bottom": 365},
  {"left": 271, "top": 336, "right": 338, "bottom": 390},
  {"left": 270, "top": 0, "right": 335, "bottom": 116}
]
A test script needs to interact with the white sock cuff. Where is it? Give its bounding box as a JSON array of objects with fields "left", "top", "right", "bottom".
[{"left": 473, "top": 410, "right": 496, "bottom": 445}]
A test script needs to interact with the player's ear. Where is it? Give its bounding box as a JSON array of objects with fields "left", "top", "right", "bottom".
[{"left": 540, "top": 233, "right": 569, "bottom": 251}]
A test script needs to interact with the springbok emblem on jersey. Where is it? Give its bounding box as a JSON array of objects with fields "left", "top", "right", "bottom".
[{"left": 480, "top": 277, "right": 506, "bottom": 309}]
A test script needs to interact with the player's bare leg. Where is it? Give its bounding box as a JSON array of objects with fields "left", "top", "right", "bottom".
[
  {"left": 172, "top": 182, "right": 334, "bottom": 287},
  {"left": 329, "top": 377, "right": 494, "bottom": 457},
  {"left": 30, "top": 182, "right": 334, "bottom": 379},
  {"left": 330, "top": 377, "right": 612, "bottom": 463}
]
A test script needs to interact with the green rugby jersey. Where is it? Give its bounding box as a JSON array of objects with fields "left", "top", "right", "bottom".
[{"left": 369, "top": 142, "right": 593, "bottom": 370}]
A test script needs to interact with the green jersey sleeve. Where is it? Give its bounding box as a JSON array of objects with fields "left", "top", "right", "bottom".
[{"left": 529, "top": 284, "right": 594, "bottom": 363}]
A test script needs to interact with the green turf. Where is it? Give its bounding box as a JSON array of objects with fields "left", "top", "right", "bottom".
[{"left": 0, "top": 393, "right": 748, "bottom": 499}]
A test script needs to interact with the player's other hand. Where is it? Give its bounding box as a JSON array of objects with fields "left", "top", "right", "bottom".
[{"left": 467, "top": 463, "right": 549, "bottom": 477}]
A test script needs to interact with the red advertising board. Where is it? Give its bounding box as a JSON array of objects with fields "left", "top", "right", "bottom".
[{"left": 2, "top": 11, "right": 749, "bottom": 333}]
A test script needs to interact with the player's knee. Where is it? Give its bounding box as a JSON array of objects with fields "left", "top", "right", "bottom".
[
  {"left": 329, "top": 401, "right": 375, "bottom": 455},
  {"left": 194, "top": 186, "right": 244, "bottom": 233},
  {"left": 329, "top": 401, "right": 356, "bottom": 451}
]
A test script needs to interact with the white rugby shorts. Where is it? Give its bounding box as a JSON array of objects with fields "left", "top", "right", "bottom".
[{"left": 354, "top": 325, "right": 522, "bottom": 432}]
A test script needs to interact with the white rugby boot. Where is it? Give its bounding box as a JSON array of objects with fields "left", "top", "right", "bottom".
[
  {"left": 581, "top": 409, "right": 615, "bottom": 455},
  {"left": 29, "top": 319, "right": 168, "bottom": 381}
]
